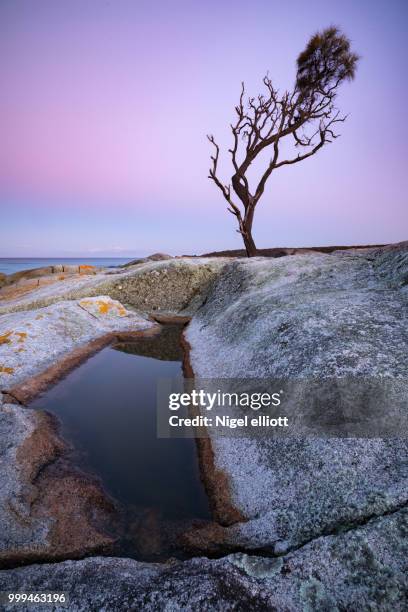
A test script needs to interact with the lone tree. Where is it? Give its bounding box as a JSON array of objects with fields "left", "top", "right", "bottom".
[{"left": 208, "top": 26, "right": 359, "bottom": 256}]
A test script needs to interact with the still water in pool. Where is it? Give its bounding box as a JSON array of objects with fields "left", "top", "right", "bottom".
[{"left": 30, "top": 326, "right": 211, "bottom": 523}]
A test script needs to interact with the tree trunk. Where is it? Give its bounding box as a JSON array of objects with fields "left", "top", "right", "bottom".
[
  {"left": 242, "top": 224, "right": 257, "bottom": 257},
  {"left": 243, "top": 235, "right": 256, "bottom": 257},
  {"left": 242, "top": 206, "right": 257, "bottom": 257},
  {"left": 243, "top": 232, "right": 257, "bottom": 257}
]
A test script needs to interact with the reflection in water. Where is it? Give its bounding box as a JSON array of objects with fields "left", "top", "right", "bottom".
[
  {"left": 30, "top": 325, "right": 211, "bottom": 560},
  {"left": 114, "top": 323, "right": 184, "bottom": 362}
]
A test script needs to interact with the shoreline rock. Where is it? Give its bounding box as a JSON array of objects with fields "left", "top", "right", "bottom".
[
  {"left": 0, "top": 257, "right": 229, "bottom": 316},
  {"left": 0, "top": 241, "right": 407, "bottom": 608}
]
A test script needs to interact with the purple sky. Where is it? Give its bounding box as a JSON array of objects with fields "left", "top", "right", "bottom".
[{"left": 1, "top": 0, "right": 407, "bottom": 256}]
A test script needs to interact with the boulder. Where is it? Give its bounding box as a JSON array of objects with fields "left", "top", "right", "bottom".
[
  {"left": 6, "top": 266, "right": 55, "bottom": 285},
  {"left": 5, "top": 265, "right": 97, "bottom": 286},
  {"left": 185, "top": 243, "right": 408, "bottom": 552},
  {"left": 370, "top": 240, "right": 408, "bottom": 289},
  {"left": 121, "top": 253, "right": 173, "bottom": 267},
  {"left": 0, "top": 266, "right": 99, "bottom": 304}
]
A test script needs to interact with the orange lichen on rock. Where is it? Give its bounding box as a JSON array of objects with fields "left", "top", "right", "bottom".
[
  {"left": 97, "top": 300, "right": 112, "bottom": 314},
  {"left": 96, "top": 300, "right": 127, "bottom": 316},
  {"left": 0, "top": 330, "right": 27, "bottom": 348},
  {"left": 79, "top": 299, "right": 94, "bottom": 308},
  {"left": 0, "top": 365, "right": 14, "bottom": 374},
  {"left": 79, "top": 298, "right": 127, "bottom": 317},
  {"left": 0, "top": 331, "right": 12, "bottom": 345},
  {"left": 79, "top": 265, "right": 96, "bottom": 274}
]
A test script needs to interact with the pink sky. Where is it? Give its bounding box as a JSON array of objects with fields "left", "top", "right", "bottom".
[{"left": 1, "top": 0, "right": 407, "bottom": 256}]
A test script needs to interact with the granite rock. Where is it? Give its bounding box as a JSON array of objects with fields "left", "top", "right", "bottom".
[
  {"left": 185, "top": 243, "right": 408, "bottom": 551},
  {"left": 0, "top": 507, "right": 407, "bottom": 611},
  {"left": 0, "top": 296, "right": 153, "bottom": 391},
  {"left": 0, "top": 243, "right": 407, "bottom": 607},
  {"left": 121, "top": 252, "right": 174, "bottom": 267},
  {"left": 0, "top": 258, "right": 228, "bottom": 317},
  {"left": 0, "top": 403, "right": 117, "bottom": 568}
]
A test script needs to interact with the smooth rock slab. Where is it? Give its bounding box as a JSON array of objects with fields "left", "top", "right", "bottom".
[
  {"left": 0, "top": 296, "right": 153, "bottom": 390},
  {"left": 0, "top": 508, "right": 407, "bottom": 611},
  {"left": 187, "top": 248, "right": 408, "bottom": 378},
  {"left": 186, "top": 243, "right": 408, "bottom": 551}
]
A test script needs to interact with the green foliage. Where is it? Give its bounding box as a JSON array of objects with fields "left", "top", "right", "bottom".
[{"left": 296, "top": 26, "right": 359, "bottom": 98}]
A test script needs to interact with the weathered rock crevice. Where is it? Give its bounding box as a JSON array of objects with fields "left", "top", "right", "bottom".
[
  {"left": 0, "top": 317, "right": 233, "bottom": 571},
  {"left": 1, "top": 505, "right": 407, "bottom": 611},
  {"left": 180, "top": 330, "right": 245, "bottom": 528}
]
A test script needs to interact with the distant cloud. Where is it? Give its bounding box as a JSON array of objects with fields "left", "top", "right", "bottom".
[{"left": 85, "top": 246, "right": 131, "bottom": 253}]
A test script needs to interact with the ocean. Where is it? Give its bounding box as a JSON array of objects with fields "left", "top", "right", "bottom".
[{"left": 0, "top": 257, "right": 134, "bottom": 276}]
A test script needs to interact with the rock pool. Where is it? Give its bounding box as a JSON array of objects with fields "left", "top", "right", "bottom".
[{"left": 30, "top": 324, "right": 211, "bottom": 560}]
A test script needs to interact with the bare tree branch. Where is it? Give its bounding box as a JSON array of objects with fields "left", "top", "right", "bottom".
[
  {"left": 207, "top": 26, "right": 359, "bottom": 256},
  {"left": 207, "top": 135, "right": 244, "bottom": 228}
]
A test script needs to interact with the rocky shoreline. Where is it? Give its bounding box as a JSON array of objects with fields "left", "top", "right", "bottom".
[{"left": 0, "top": 243, "right": 407, "bottom": 610}]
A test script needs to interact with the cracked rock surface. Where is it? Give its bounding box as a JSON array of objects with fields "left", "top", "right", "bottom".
[{"left": 0, "top": 507, "right": 407, "bottom": 610}]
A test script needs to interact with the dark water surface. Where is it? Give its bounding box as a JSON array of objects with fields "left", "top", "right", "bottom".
[{"left": 30, "top": 326, "right": 210, "bottom": 525}]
